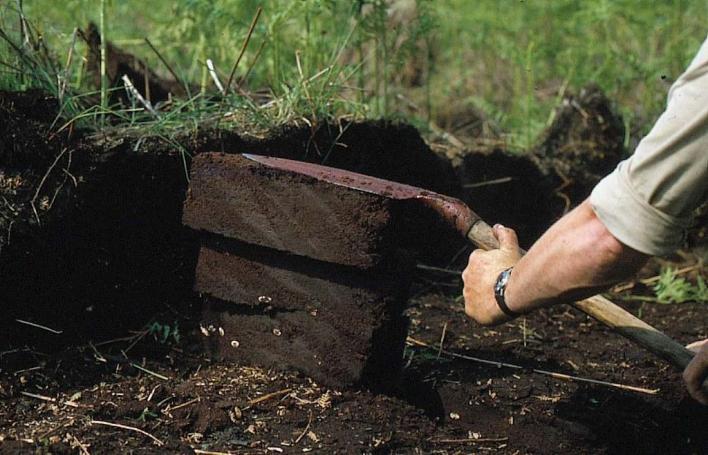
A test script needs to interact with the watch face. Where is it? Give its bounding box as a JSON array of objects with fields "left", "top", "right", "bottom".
[{"left": 495, "top": 268, "right": 511, "bottom": 296}]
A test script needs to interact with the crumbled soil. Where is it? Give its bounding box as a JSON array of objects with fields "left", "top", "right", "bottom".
[
  {"left": 0, "top": 89, "right": 706, "bottom": 453},
  {"left": 1, "top": 289, "right": 706, "bottom": 454}
]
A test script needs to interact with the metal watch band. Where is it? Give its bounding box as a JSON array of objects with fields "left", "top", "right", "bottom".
[{"left": 494, "top": 267, "right": 521, "bottom": 318}]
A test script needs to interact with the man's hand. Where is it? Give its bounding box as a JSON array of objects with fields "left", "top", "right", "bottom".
[
  {"left": 684, "top": 339, "right": 708, "bottom": 405},
  {"left": 462, "top": 224, "right": 522, "bottom": 326}
]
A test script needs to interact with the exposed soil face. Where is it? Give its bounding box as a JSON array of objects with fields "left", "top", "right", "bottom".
[{"left": 0, "top": 89, "right": 706, "bottom": 453}]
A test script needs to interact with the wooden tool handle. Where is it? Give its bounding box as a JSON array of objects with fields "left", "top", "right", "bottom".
[{"left": 466, "top": 221, "right": 696, "bottom": 371}]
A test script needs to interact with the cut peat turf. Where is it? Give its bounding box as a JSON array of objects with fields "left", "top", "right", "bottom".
[
  {"left": 184, "top": 153, "right": 417, "bottom": 390},
  {"left": 195, "top": 237, "right": 412, "bottom": 391},
  {"left": 184, "top": 153, "right": 398, "bottom": 269}
]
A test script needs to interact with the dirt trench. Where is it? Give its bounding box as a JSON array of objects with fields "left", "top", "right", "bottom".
[
  {"left": 0, "top": 89, "right": 460, "bottom": 357},
  {"left": 1, "top": 88, "right": 707, "bottom": 454},
  {"left": 0, "top": 86, "right": 631, "bottom": 360}
]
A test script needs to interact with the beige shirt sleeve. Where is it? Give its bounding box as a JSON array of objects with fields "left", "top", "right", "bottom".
[{"left": 590, "top": 36, "right": 708, "bottom": 256}]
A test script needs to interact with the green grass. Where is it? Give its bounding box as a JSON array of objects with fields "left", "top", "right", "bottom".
[
  {"left": 653, "top": 267, "right": 708, "bottom": 304},
  {"left": 1, "top": 0, "right": 707, "bottom": 146}
]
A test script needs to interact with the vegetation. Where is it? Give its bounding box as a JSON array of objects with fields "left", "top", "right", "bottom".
[
  {"left": 1, "top": 1, "right": 706, "bottom": 147},
  {"left": 653, "top": 267, "right": 707, "bottom": 304}
]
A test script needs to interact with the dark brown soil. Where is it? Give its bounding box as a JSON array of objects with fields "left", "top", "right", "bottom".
[
  {"left": 194, "top": 235, "right": 411, "bottom": 309},
  {"left": 0, "top": 287, "right": 706, "bottom": 454},
  {"left": 1, "top": 89, "right": 706, "bottom": 454}
]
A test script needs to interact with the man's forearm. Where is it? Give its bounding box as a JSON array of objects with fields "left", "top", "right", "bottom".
[{"left": 504, "top": 199, "right": 650, "bottom": 314}]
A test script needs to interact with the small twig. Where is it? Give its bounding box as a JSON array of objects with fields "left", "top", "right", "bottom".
[
  {"left": 88, "top": 341, "right": 107, "bottom": 363},
  {"left": 37, "top": 418, "right": 75, "bottom": 441},
  {"left": 130, "top": 363, "right": 169, "bottom": 381},
  {"left": 47, "top": 149, "right": 72, "bottom": 210},
  {"left": 463, "top": 177, "right": 514, "bottom": 188},
  {"left": 30, "top": 147, "right": 68, "bottom": 225},
  {"left": 206, "top": 59, "right": 225, "bottom": 95},
  {"left": 164, "top": 397, "right": 200, "bottom": 413},
  {"left": 406, "top": 337, "right": 659, "bottom": 395},
  {"left": 15, "top": 318, "right": 63, "bottom": 334},
  {"left": 239, "top": 39, "right": 266, "bottom": 87},
  {"left": 68, "top": 433, "right": 91, "bottom": 455},
  {"left": 294, "top": 411, "right": 313, "bottom": 445},
  {"left": 244, "top": 388, "right": 292, "bottom": 409},
  {"left": 121, "top": 75, "right": 159, "bottom": 117},
  {"left": 193, "top": 450, "right": 236, "bottom": 455},
  {"left": 124, "top": 328, "right": 150, "bottom": 353},
  {"left": 90, "top": 420, "right": 164, "bottom": 446},
  {"left": 93, "top": 331, "right": 145, "bottom": 347},
  {"left": 143, "top": 61, "right": 151, "bottom": 103},
  {"left": 428, "top": 121, "right": 465, "bottom": 149},
  {"left": 437, "top": 322, "right": 448, "bottom": 360},
  {"left": 144, "top": 38, "right": 181, "bottom": 84},
  {"left": 13, "top": 366, "right": 42, "bottom": 375},
  {"left": 20, "top": 391, "right": 56, "bottom": 402},
  {"left": 225, "top": 6, "right": 262, "bottom": 94},
  {"left": 432, "top": 437, "right": 509, "bottom": 444},
  {"left": 416, "top": 264, "right": 462, "bottom": 276}
]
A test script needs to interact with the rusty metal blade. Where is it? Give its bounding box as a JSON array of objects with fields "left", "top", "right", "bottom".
[
  {"left": 241, "top": 153, "right": 482, "bottom": 237},
  {"left": 243, "top": 153, "right": 432, "bottom": 199}
]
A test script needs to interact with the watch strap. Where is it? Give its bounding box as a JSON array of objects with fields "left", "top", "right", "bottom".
[{"left": 494, "top": 267, "right": 521, "bottom": 318}]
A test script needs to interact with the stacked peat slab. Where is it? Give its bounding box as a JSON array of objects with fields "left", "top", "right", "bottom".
[{"left": 182, "top": 153, "right": 414, "bottom": 391}]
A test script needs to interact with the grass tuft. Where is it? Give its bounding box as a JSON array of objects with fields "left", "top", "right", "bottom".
[{"left": 653, "top": 267, "right": 707, "bottom": 304}]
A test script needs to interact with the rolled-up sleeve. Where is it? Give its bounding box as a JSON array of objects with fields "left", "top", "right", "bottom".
[{"left": 590, "top": 36, "right": 708, "bottom": 256}]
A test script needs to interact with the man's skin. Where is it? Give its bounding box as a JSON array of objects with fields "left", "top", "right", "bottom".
[{"left": 462, "top": 198, "right": 708, "bottom": 405}]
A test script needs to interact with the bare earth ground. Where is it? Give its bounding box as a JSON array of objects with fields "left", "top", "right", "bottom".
[
  {"left": 1, "top": 274, "right": 706, "bottom": 454},
  {"left": 0, "top": 89, "right": 706, "bottom": 454}
]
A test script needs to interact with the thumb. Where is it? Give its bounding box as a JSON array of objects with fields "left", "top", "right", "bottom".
[{"left": 494, "top": 224, "right": 519, "bottom": 252}]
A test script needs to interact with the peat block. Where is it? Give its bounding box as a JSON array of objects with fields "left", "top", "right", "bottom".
[
  {"left": 184, "top": 151, "right": 417, "bottom": 390},
  {"left": 184, "top": 152, "right": 399, "bottom": 269},
  {"left": 196, "top": 237, "right": 412, "bottom": 390}
]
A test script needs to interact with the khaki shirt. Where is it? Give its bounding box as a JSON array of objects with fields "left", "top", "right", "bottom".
[{"left": 591, "top": 36, "right": 708, "bottom": 255}]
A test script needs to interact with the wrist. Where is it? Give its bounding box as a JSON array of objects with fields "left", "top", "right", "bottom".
[{"left": 494, "top": 267, "right": 522, "bottom": 318}]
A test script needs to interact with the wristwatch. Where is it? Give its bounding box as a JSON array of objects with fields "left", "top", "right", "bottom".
[{"left": 494, "top": 267, "right": 521, "bottom": 318}]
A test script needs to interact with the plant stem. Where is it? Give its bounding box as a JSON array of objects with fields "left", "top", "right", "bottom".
[{"left": 99, "top": 0, "right": 108, "bottom": 124}]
